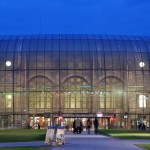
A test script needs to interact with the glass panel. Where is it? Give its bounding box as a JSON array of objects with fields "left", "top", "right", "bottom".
[
  {"left": 81, "top": 39, "right": 89, "bottom": 51},
  {"left": 52, "top": 52, "right": 59, "bottom": 69},
  {"left": 45, "top": 39, "right": 52, "bottom": 51},
  {"left": 30, "top": 39, "right": 37, "bottom": 51},
  {"left": 124, "top": 40, "right": 133, "bottom": 52},
  {"left": 104, "top": 52, "right": 112, "bottom": 70},
  {"left": 37, "top": 39, "right": 45, "bottom": 51},
  {"left": 0, "top": 40, "right": 9, "bottom": 52},
  {"left": 60, "top": 52, "right": 68, "bottom": 69},
  {"left": 67, "top": 39, "right": 74, "bottom": 51},
  {"left": 37, "top": 52, "right": 44, "bottom": 69},
  {"left": 127, "top": 52, "right": 136, "bottom": 71},
  {"left": 82, "top": 52, "right": 91, "bottom": 69},
  {"left": 101, "top": 39, "right": 111, "bottom": 51},
  {"left": 7, "top": 40, "right": 16, "bottom": 52},
  {"left": 0, "top": 52, "right": 7, "bottom": 70},
  {"left": 22, "top": 40, "right": 30, "bottom": 51},
  {"left": 74, "top": 39, "right": 81, "bottom": 51},
  {"left": 112, "top": 51, "right": 121, "bottom": 70},
  {"left": 53, "top": 39, "right": 59, "bottom": 51},
  {"left": 68, "top": 52, "right": 74, "bottom": 69},
  {"left": 116, "top": 40, "right": 126, "bottom": 52},
  {"left": 60, "top": 39, "right": 67, "bottom": 51},
  {"left": 88, "top": 39, "right": 96, "bottom": 52},
  {"left": 29, "top": 52, "right": 37, "bottom": 69},
  {"left": 45, "top": 52, "right": 52, "bottom": 69}
]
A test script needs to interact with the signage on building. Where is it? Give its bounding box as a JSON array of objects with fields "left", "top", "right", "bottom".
[
  {"left": 62, "top": 113, "right": 96, "bottom": 118},
  {"left": 43, "top": 113, "right": 112, "bottom": 118},
  {"left": 80, "top": 85, "right": 91, "bottom": 89}
]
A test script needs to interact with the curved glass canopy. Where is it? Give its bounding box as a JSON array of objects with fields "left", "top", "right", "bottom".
[{"left": 0, "top": 34, "right": 149, "bottom": 129}]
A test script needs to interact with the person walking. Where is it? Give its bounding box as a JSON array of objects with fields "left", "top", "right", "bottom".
[
  {"left": 86, "top": 118, "right": 92, "bottom": 134},
  {"left": 73, "top": 119, "right": 76, "bottom": 133},
  {"left": 38, "top": 123, "right": 41, "bottom": 129},
  {"left": 75, "top": 118, "right": 82, "bottom": 134},
  {"left": 93, "top": 117, "right": 99, "bottom": 134}
]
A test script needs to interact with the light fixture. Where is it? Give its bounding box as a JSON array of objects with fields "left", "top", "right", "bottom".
[
  {"left": 139, "top": 62, "right": 145, "bottom": 67},
  {"left": 97, "top": 112, "right": 103, "bottom": 117},
  {"left": 6, "top": 61, "right": 11, "bottom": 67},
  {"left": 7, "top": 95, "right": 12, "bottom": 99},
  {"left": 139, "top": 95, "right": 146, "bottom": 108}
]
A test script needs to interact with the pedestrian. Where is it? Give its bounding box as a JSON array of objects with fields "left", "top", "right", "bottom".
[
  {"left": 38, "top": 123, "right": 40, "bottom": 129},
  {"left": 75, "top": 118, "right": 82, "bottom": 134},
  {"left": 93, "top": 117, "right": 99, "bottom": 134},
  {"left": 73, "top": 119, "right": 76, "bottom": 133},
  {"left": 86, "top": 118, "right": 92, "bottom": 134},
  {"left": 80, "top": 119, "right": 83, "bottom": 132}
]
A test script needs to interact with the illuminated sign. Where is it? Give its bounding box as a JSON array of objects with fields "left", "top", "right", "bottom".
[{"left": 80, "top": 85, "right": 91, "bottom": 89}]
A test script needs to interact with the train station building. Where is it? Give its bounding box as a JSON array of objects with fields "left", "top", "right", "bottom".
[{"left": 0, "top": 34, "right": 149, "bottom": 129}]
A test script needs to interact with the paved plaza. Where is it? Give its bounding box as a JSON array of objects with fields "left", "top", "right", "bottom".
[{"left": 0, "top": 131, "right": 150, "bottom": 150}]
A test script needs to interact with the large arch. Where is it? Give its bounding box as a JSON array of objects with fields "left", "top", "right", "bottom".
[
  {"left": 28, "top": 76, "right": 53, "bottom": 113},
  {"left": 61, "top": 76, "right": 90, "bottom": 113}
]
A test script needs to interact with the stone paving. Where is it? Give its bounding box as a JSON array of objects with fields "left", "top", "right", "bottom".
[{"left": 0, "top": 131, "right": 150, "bottom": 150}]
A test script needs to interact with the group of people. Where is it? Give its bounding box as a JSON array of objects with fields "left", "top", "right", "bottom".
[
  {"left": 73, "top": 117, "right": 99, "bottom": 134},
  {"left": 86, "top": 117, "right": 99, "bottom": 134}
]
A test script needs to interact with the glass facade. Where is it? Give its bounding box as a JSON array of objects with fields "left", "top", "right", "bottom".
[{"left": 0, "top": 34, "right": 150, "bottom": 129}]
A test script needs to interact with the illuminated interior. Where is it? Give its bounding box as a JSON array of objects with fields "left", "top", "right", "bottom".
[{"left": 0, "top": 34, "right": 149, "bottom": 129}]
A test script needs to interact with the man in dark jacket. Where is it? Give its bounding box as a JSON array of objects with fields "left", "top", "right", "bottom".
[{"left": 93, "top": 117, "right": 99, "bottom": 134}]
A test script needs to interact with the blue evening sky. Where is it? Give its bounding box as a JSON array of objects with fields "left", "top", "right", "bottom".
[{"left": 0, "top": 0, "right": 150, "bottom": 36}]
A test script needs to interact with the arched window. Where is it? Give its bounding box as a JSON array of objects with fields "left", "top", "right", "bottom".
[
  {"left": 29, "top": 77, "right": 52, "bottom": 110},
  {"left": 63, "top": 77, "right": 89, "bottom": 110}
]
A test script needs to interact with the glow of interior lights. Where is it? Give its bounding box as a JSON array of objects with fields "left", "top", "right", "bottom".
[
  {"left": 6, "top": 61, "right": 11, "bottom": 67},
  {"left": 7, "top": 95, "right": 12, "bottom": 99},
  {"left": 139, "top": 62, "right": 145, "bottom": 67}
]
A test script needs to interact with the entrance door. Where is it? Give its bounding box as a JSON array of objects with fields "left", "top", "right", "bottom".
[
  {"left": 29, "top": 116, "right": 46, "bottom": 129},
  {"left": 99, "top": 118, "right": 110, "bottom": 129}
]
